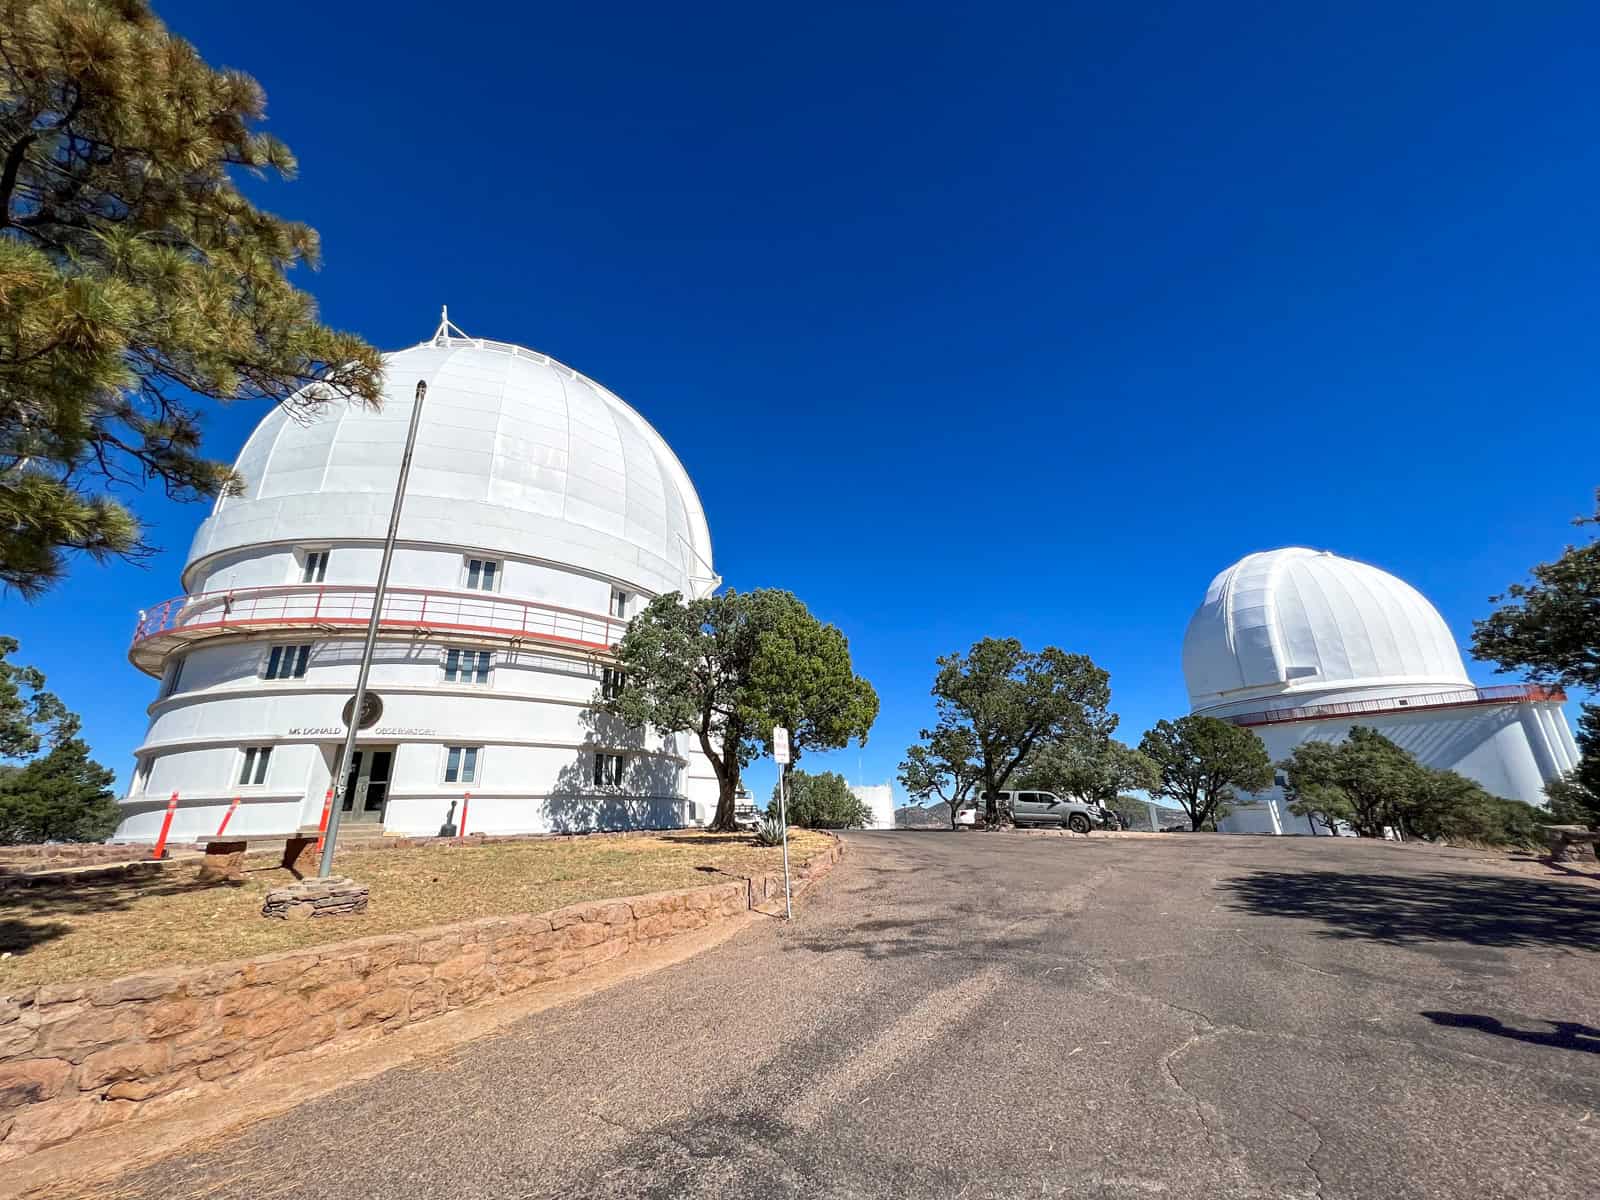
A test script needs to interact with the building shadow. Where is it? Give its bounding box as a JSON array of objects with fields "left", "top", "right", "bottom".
[
  {"left": 1219, "top": 869, "right": 1600, "bottom": 951},
  {"left": 1422, "top": 1012, "right": 1600, "bottom": 1055},
  {"left": 542, "top": 708, "right": 688, "bottom": 833}
]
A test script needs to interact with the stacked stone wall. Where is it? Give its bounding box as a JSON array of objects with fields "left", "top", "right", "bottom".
[{"left": 0, "top": 835, "right": 844, "bottom": 1163}]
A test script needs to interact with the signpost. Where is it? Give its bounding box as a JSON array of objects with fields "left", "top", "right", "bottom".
[{"left": 773, "top": 726, "right": 793, "bottom": 920}]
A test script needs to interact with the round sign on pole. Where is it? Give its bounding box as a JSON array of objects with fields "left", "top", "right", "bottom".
[{"left": 341, "top": 693, "right": 384, "bottom": 730}]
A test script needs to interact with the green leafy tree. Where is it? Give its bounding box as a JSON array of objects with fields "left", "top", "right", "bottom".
[
  {"left": 925, "top": 638, "right": 1114, "bottom": 828},
  {"left": 602, "top": 589, "right": 877, "bottom": 832},
  {"left": 1471, "top": 490, "right": 1600, "bottom": 692},
  {"left": 1279, "top": 727, "right": 1417, "bottom": 838},
  {"left": 0, "top": 637, "right": 116, "bottom": 843},
  {"left": 1014, "top": 737, "right": 1157, "bottom": 809},
  {"left": 1472, "top": 491, "right": 1600, "bottom": 828},
  {"left": 1139, "top": 715, "right": 1272, "bottom": 831},
  {"left": 0, "top": 736, "right": 118, "bottom": 843},
  {"left": 0, "top": 634, "right": 72, "bottom": 756},
  {"left": 898, "top": 725, "right": 982, "bottom": 829},
  {"left": 1280, "top": 739, "right": 1355, "bottom": 835},
  {"left": 1544, "top": 700, "right": 1600, "bottom": 826},
  {"left": 1406, "top": 769, "right": 1544, "bottom": 848},
  {"left": 1283, "top": 729, "right": 1542, "bottom": 846},
  {"left": 769, "top": 769, "right": 871, "bottom": 829},
  {"left": 0, "top": 0, "right": 383, "bottom": 595}
]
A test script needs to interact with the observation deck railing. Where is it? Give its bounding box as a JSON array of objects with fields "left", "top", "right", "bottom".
[
  {"left": 129, "top": 584, "right": 626, "bottom": 675},
  {"left": 1224, "top": 683, "right": 1566, "bottom": 729}
]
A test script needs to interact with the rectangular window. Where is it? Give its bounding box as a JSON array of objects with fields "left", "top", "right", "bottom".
[
  {"left": 161, "top": 655, "right": 186, "bottom": 699},
  {"left": 609, "top": 588, "right": 629, "bottom": 618},
  {"left": 238, "top": 746, "right": 271, "bottom": 787},
  {"left": 444, "top": 745, "right": 481, "bottom": 784},
  {"left": 601, "top": 667, "right": 624, "bottom": 700},
  {"left": 263, "top": 644, "right": 311, "bottom": 680},
  {"left": 301, "top": 549, "right": 330, "bottom": 583},
  {"left": 593, "top": 752, "right": 625, "bottom": 787},
  {"left": 443, "top": 648, "right": 493, "bottom": 685},
  {"left": 465, "top": 558, "right": 499, "bottom": 592}
]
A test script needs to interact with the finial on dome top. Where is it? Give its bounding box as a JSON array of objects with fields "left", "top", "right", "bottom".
[{"left": 432, "top": 305, "right": 470, "bottom": 344}]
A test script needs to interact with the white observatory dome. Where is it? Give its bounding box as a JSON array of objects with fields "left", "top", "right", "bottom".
[
  {"left": 187, "top": 333, "right": 716, "bottom": 599},
  {"left": 1182, "top": 548, "right": 1469, "bottom": 713}
]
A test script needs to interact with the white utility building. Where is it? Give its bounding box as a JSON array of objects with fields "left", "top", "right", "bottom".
[
  {"left": 849, "top": 783, "right": 897, "bottom": 831},
  {"left": 115, "top": 318, "right": 721, "bottom": 842},
  {"left": 1181, "top": 547, "right": 1577, "bottom": 835}
]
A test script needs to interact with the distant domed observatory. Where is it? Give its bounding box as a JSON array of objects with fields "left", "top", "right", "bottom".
[
  {"left": 115, "top": 318, "right": 721, "bottom": 841},
  {"left": 1182, "top": 548, "right": 1577, "bottom": 835}
]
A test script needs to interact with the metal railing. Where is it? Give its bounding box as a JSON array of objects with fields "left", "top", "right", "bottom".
[
  {"left": 1226, "top": 683, "right": 1566, "bottom": 729},
  {"left": 131, "top": 584, "right": 627, "bottom": 659}
]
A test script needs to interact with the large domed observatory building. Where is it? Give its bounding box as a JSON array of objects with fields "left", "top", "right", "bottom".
[
  {"left": 114, "top": 317, "right": 721, "bottom": 842},
  {"left": 1181, "top": 548, "right": 1577, "bottom": 835}
]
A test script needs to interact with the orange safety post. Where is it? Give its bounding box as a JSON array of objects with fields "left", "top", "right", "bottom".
[
  {"left": 458, "top": 792, "right": 471, "bottom": 842},
  {"left": 215, "top": 795, "right": 241, "bottom": 837},
  {"left": 313, "top": 788, "right": 334, "bottom": 854},
  {"left": 150, "top": 792, "right": 180, "bottom": 859}
]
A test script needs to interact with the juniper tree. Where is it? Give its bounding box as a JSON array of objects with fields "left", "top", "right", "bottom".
[
  {"left": 0, "top": 0, "right": 382, "bottom": 595},
  {"left": 1139, "top": 715, "right": 1272, "bottom": 832},
  {"left": 601, "top": 590, "right": 877, "bottom": 832}
]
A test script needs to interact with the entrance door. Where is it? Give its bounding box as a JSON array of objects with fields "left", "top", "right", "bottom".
[{"left": 340, "top": 746, "right": 395, "bottom": 824}]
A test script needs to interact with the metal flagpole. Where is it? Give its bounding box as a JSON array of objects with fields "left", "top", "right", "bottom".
[{"left": 318, "top": 379, "right": 429, "bottom": 878}]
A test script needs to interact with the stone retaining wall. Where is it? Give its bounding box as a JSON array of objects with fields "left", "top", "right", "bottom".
[
  {"left": 0, "top": 843, "right": 200, "bottom": 875},
  {"left": 0, "top": 835, "right": 844, "bottom": 1163}
]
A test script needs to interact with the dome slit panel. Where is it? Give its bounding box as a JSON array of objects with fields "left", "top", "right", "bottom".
[
  {"left": 1229, "top": 554, "right": 1283, "bottom": 687},
  {"left": 1277, "top": 561, "right": 1324, "bottom": 682}
]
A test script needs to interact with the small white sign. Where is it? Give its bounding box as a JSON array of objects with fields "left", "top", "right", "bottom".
[{"left": 772, "top": 726, "right": 791, "bottom": 764}]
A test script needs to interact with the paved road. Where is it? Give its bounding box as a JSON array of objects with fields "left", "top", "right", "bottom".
[{"left": 105, "top": 832, "right": 1600, "bottom": 1199}]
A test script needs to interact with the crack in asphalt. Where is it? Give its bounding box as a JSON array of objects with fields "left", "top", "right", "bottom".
[{"left": 1285, "top": 1106, "right": 1330, "bottom": 1200}]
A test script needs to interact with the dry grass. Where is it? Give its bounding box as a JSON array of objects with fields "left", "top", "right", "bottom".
[{"left": 0, "top": 830, "right": 832, "bottom": 989}]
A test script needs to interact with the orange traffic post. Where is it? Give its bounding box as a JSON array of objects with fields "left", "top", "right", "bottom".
[
  {"left": 150, "top": 792, "right": 179, "bottom": 860},
  {"left": 458, "top": 792, "right": 471, "bottom": 842},
  {"left": 215, "top": 795, "right": 241, "bottom": 837},
  {"left": 313, "top": 788, "right": 334, "bottom": 854}
]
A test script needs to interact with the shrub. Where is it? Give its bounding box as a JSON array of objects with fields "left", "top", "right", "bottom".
[{"left": 769, "top": 769, "right": 872, "bottom": 829}]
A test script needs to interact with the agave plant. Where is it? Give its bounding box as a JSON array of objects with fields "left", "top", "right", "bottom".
[{"left": 755, "top": 814, "right": 787, "bottom": 847}]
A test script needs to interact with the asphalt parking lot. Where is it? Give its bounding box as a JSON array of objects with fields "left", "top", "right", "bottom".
[{"left": 101, "top": 830, "right": 1600, "bottom": 1200}]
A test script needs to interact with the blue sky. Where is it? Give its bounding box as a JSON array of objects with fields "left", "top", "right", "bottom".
[{"left": 6, "top": 1, "right": 1598, "bottom": 804}]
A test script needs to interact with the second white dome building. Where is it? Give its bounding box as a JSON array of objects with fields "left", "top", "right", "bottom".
[
  {"left": 115, "top": 322, "right": 721, "bottom": 842},
  {"left": 1182, "top": 548, "right": 1577, "bottom": 834}
]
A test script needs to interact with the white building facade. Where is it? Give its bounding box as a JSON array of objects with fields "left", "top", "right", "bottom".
[
  {"left": 849, "top": 783, "right": 896, "bottom": 830},
  {"left": 1181, "top": 548, "right": 1577, "bottom": 835},
  {"left": 115, "top": 322, "right": 722, "bottom": 842}
]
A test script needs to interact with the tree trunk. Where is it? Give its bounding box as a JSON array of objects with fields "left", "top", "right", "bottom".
[{"left": 708, "top": 773, "right": 740, "bottom": 833}]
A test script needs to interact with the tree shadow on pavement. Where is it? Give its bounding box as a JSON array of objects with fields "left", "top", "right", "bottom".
[
  {"left": 1421, "top": 1012, "right": 1600, "bottom": 1055},
  {"left": 1219, "top": 869, "right": 1600, "bottom": 951}
]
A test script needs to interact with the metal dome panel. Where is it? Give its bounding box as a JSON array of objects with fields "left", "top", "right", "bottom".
[
  {"left": 1182, "top": 547, "right": 1469, "bottom": 712},
  {"left": 189, "top": 334, "right": 716, "bottom": 598}
]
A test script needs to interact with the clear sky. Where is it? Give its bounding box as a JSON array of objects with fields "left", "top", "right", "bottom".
[{"left": 6, "top": 1, "right": 1598, "bottom": 805}]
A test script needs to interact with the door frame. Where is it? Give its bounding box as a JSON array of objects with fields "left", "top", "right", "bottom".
[{"left": 337, "top": 743, "right": 397, "bottom": 825}]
